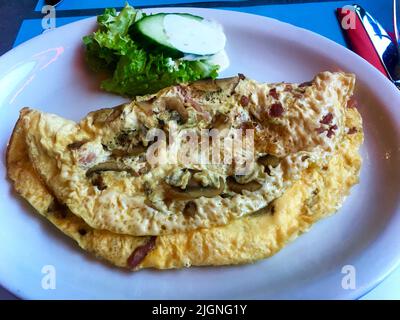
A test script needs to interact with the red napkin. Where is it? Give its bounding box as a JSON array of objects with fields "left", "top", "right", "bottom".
[{"left": 336, "top": 7, "right": 389, "bottom": 77}]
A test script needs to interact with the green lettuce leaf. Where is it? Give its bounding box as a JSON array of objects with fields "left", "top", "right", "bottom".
[{"left": 82, "top": 4, "right": 219, "bottom": 96}]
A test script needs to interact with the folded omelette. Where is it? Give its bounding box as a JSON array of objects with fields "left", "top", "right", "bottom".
[{"left": 6, "top": 71, "right": 363, "bottom": 270}]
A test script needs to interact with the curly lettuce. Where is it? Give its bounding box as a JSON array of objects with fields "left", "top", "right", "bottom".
[{"left": 83, "top": 5, "right": 219, "bottom": 96}]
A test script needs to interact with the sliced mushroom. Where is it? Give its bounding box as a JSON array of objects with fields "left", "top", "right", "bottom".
[
  {"left": 138, "top": 163, "right": 151, "bottom": 175},
  {"left": 183, "top": 201, "right": 197, "bottom": 218},
  {"left": 86, "top": 161, "right": 134, "bottom": 178},
  {"left": 185, "top": 177, "right": 202, "bottom": 188},
  {"left": 106, "top": 107, "right": 123, "bottom": 122},
  {"left": 211, "top": 113, "right": 229, "bottom": 130},
  {"left": 165, "top": 177, "right": 225, "bottom": 201},
  {"left": 110, "top": 132, "right": 148, "bottom": 157},
  {"left": 136, "top": 99, "right": 155, "bottom": 116},
  {"left": 191, "top": 76, "right": 240, "bottom": 94},
  {"left": 220, "top": 193, "right": 233, "bottom": 199},
  {"left": 250, "top": 201, "right": 276, "bottom": 217},
  {"left": 111, "top": 144, "right": 146, "bottom": 157},
  {"left": 257, "top": 154, "right": 280, "bottom": 168},
  {"left": 116, "top": 131, "right": 134, "bottom": 146},
  {"left": 92, "top": 105, "right": 124, "bottom": 125},
  {"left": 215, "top": 77, "right": 240, "bottom": 93},
  {"left": 91, "top": 174, "right": 107, "bottom": 190},
  {"left": 163, "top": 96, "right": 188, "bottom": 123},
  {"left": 226, "top": 176, "right": 262, "bottom": 194},
  {"left": 191, "top": 79, "right": 220, "bottom": 92},
  {"left": 67, "top": 140, "right": 88, "bottom": 150},
  {"left": 144, "top": 199, "right": 160, "bottom": 211}
]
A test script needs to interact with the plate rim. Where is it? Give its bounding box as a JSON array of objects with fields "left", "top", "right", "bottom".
[{"left": 0, "top": 7, "right": 399, "bottom": 300}]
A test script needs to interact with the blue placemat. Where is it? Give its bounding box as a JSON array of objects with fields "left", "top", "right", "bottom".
[
  {"left": 3, "top": 0, "right": 393, "bottom": 54},
  {"left": 34, "top": 0, "right": 244, "bottom": 11}
]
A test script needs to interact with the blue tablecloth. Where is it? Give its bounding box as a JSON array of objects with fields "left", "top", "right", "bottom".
[
  {"left": 5, "top": 0, "right": 394, "bottom": 52},
  {"left": 0, "top": 0, "right": 398, "bottom": 300}
]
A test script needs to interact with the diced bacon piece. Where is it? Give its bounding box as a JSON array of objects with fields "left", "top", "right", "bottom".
[
  {"left": 127, "top": 236, "right": 157, "bottom": 269},
  {"left": 269, "top": 103, "right": 284, "bottom": 117},
  {"left": 269, "top": 88, "right": 279, "bottom": 99},
  {"left": 320, "top": 112, "right": 333, "bottom": 125},
  {"left": 240, "top": 95, "right": 249, "bottom": 107}
]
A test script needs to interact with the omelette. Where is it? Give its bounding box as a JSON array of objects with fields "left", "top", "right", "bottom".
[
  {"left": 18, "top": 72, "right": 354, "bottom": 236},
  {"left": 6, "top": 71, "right": 363, "bottom": 270}
]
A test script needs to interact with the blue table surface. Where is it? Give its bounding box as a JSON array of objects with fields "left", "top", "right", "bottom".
[
  {"left": 12, "top": 0, "right": 394, "bottom": 49},
  {"left": 0, "top": 0, "right": 399, "bottom": 300}
]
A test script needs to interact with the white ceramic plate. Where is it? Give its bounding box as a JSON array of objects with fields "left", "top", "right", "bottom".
[{"left": 0, "top": 8, "right": 399, "bottom": 300}]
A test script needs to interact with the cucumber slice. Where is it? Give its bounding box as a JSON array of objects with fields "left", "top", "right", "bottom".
[
  {"left": 131, "top": 13, "right": 226, "bottom": 56},
  {"left": 133, "top": 13, "right": 170, "bottom": 48}
]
